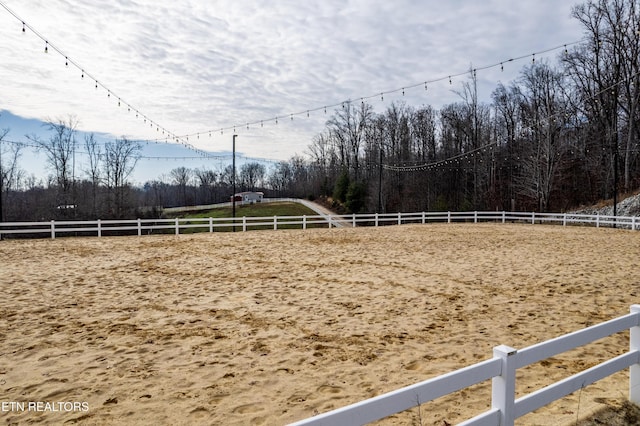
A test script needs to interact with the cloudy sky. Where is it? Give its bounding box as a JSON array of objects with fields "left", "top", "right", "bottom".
[{"left": 0, "top": 0, "right": 586, "bottom": 182}]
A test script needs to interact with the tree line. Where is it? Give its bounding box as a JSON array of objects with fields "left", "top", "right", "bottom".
[{"left": 1, "top": 0, "right": 639, "bottom": 221}]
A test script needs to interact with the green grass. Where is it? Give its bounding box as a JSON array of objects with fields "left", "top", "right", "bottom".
[
  {"left": 163, "top": 202, "right": 328, "bottom": 233},
  {"left": 168, "top": 202, "right": 317, "bottom": 219}
]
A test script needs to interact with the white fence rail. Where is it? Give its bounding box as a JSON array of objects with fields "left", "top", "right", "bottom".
[
  {"left": 0, "top": 211, "right": 638, "bottom": 239},
  {"left": 289, "top": 305, "right": 640, "bottom": 426}
]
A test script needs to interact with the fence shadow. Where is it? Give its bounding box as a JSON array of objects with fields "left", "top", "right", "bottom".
[{"left": 576, "top": 398, "right": 640, "bottom": 426}]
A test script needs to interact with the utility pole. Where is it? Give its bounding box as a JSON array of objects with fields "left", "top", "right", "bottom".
[
  {"left": 232, "top": 134, "right": 237, "bottom": 232},
  {"left": 613, "top": 131, "right": 619, "bottom": 228},
  {"left": 377, "top": 146, "right": 383, "bottom": 213},
  {"left": 0, "top": 136, "right": 4, "bottom": 234}
]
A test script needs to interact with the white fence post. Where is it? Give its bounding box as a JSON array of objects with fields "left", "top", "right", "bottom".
[
  {"left": 492, "top": 345, "right": 518, "bottom": 426},
  {"left": 631, "top": 305, "right": 640, "bottom": 405},
  {"left": 97, "top": 219, "right": 102, "bottom": 237},
  {"left": 243, "top": 217, "right": 247, "bottom": 232},
  {"left": 303, "top": 215, "right": 307, "bottom": 230},
  {"left": 447, "top": 211, "right": 451, "bottom": 223},
  {"left": 597, "top": 213, "right": 600, "bottom": 228},
  {"left": 50, "top": 220, "right": 55, "bottom": 239},
  {"left": 633, "top": 216, "right": 637, "bottom": 231},
  {"left": 175, "top": 218, "right": 179, "bottom": 235},
  {"left": 375, "top": 213, "right": 379, "bottom": 227},
  {"left": 502, "top": 211, "right": 506, "bottom": 223},
  {"left": 398, "top": 212, "right": 401, "bottom": 225},
  {"left": 353, "top": 213, "right": 356, "bottom": 228},
  {"left": 209, "top": 217, "right": 213, "bottom": 233},
  {"left": 531, "top": 212, "right": 535, "bottom": 224},
  {"left": 328, "top": 216, "right": 333, "bottom": 229},
  {"left": 274, "top": 215, "right": 278, "bottom": 230},
  {"left": 563, "top": 213, "right": 567, "bottom": 227},
  {"left": 137, "top": 218, "right": 142, "bottom": 236},
  {"left": 474, "top": 211, "right": 478, "bottom": 223},
  {"left": 422, "top": 212, "right": 426, "bottom": 224}
]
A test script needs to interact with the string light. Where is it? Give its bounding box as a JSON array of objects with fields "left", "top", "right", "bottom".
[
  {"left": 0, "top": 1, "right": 195, "bottom": 155},
  {"left": 1, "top": 0, "right": 592, "bottom": 160},
  {"left": 169, "top": 38, "right": 584, "bottom": 141}
]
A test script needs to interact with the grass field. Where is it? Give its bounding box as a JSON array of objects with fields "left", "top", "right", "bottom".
[
  {"left": 165, "top": 202, "right": 319, "bottom": 219},
  {"left": 162, "top": 202, "right": 327, "bottom": 232}
]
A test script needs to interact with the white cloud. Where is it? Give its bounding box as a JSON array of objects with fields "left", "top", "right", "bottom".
[{"left": 0, "top": 0, "right": 584, "bottom": 169}]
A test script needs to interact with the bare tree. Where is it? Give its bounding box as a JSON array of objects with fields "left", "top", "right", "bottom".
[
  {"left": 170, "top": 166, "right": 193, "bottom": 206},
  {"left": 194, "top": 168, "right": 218, "bottom": 203},
  {"left": 84, "top": 133, "right": 101, "bottom": 217},
  {"left": 240, "top": 162, "right": 266, "bottom": 191},
  {"left": 27, "top": 115, "right": 79, "bottom": 211},
  {"left": 103, "top": 137, "right": 142, "bottom": 218},
  {"left": 516, "top": 62, "right": 570, "bottom": 211},
  {"left": 327, "top": 101, "right": 373, "bottom": 180},
  {"left": 0, "top": 127, "right": 22, "bottom": 222},
  {"left": 564, "top": 0, "right": 640, "bottom": 204},
  {"left": 268, "top": 161, "right": 293, "bottom": 195}
]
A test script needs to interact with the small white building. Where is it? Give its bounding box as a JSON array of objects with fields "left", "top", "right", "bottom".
[{"left": 231, "top": 191, "right": 264, "bottom": 205}]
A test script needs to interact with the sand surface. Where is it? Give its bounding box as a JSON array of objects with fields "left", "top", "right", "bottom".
[{"left": 1, "top": 224, "right": 639, "bottom": 425}]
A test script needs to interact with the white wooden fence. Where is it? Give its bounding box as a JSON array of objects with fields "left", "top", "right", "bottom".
[
  {"left": 0, "top": 211, "right": 638, "bottom": 239},
  {"left": 289, "top": 305, "right": 640, "bottom": 426}
]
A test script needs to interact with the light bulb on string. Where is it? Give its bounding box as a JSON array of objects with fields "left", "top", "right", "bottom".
[
  {"left": 95, "top": 80, "right": 98, "bottom": 89},
  {"left": 532, "top": 54, "right": 535, "bottom": 63},
  {"left": 81, "top": 70, "right": 84, "bottom": 79},
  {"left": 22, "top": 22, "right": 25, "bottom": 33},
  {"left": 380, "top": 93, "right": 384, "bottom": 101},
  {"left": 501, "top": 63, "right": 504, "bottom": 72},
  {"left": 307, "top": 110, "right": 309, "bottom": 117},
  {"left": 424, "top": 82, "right": 428, "bottom": 91},
  {"left": 44, "top": 41, "right": 48, "bottom": 53},
  {"left": 449, "top": 76, "right": 452, "bottom": 85},
  {"left": 65, "top": 57, "right": 68, "bottom": 67},
  {"left": 402, "top": 88, "right": 405, "bottom": 96},
  {"left": 290, "top": 114, "right": 293, "bottom": 121}
]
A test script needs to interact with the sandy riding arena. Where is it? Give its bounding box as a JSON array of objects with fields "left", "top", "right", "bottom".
[{"left": 1, "top": 224, "right": 639, "bottom": 425}]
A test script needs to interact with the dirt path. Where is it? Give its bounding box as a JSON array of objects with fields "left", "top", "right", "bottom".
[{"left": 1, "top": 224, "right": 639, "bottom": 425}]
